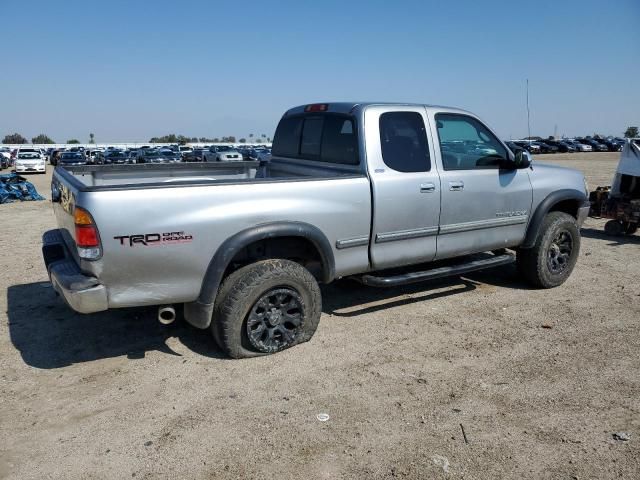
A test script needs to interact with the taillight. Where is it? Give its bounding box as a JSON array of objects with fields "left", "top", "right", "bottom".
[{"left": 74, "top": 207, "right": 102, "bottom": 260}]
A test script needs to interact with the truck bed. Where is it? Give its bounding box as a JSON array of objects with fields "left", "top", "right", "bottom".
[{"left": 58, "top": 159, "right": 361, "bottom": 190}]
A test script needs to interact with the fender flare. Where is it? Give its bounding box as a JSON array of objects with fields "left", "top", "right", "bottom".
[
  {"left": 521, "top": 188, "right": 587, "bottom": 249},
  {"left": 184, "top": 221, "right": 335, "bottom": 329}
]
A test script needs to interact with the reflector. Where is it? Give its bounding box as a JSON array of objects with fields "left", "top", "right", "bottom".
[{"left": 74, "top": 208, "right": 93, "bottom": 225}]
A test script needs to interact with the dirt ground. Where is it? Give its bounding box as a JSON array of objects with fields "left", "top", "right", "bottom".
[{"left": 1, "top": 153, "right": 638, "bottom": 479}]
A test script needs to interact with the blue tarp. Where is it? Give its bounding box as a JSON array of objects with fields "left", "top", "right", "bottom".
[{"left": 0, "top": 173, "right": 46, "bottom": 204}]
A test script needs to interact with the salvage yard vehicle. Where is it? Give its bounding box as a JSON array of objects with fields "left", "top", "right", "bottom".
[
  {"left": 136, "top": 148, "right": 181, "bottom": 164},
  {"left": 42, "top": 102, "right": 590, "bottom": 358},
  {"left": 15, "top": 150, "right": 46, "bottom": 174},
  {"left": 204, "top": 145, "right": 243, "bottom": 162},
  {"left": 58, "top": 151, "right": 87, "bottom": 167},
  {"left": 589, "top": 139, "right": 640, "bottom": 235}
]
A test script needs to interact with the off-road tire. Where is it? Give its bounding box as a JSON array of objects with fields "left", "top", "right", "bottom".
[
  {"left": 212, "top": 259, "right": 322, "bottom": 358},
  {"left": 517, "top": 212, "right": 580, "bottom": 288}
]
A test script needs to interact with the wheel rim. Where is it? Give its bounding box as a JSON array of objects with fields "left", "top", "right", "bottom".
[
  {"left": 547, "top": 230, "right": 573, "bottom": 275},
  {"left": 246, "top": 288, "right": 304, "bottom": 352}
]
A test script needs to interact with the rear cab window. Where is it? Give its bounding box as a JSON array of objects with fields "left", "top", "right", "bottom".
[
  {"left": 272, "top": 113, "right": 359, "bottom": 165},
  {"left": 379, "top": 112, "right": 431, "bottom": 172}
]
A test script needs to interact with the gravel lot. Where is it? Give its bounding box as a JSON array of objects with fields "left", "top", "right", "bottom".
[{"left": 1, "top": 153, "right": 638, "bottom": 479}]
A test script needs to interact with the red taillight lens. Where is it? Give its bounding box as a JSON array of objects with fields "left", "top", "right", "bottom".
[
  {"left": 73, "top": 207, "right": 101, "bottom": 259},
  {"left": 76, "top": 225, "right": 99, "bottom": 247}
]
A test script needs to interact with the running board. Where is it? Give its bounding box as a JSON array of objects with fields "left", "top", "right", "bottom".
[{"left": 356, "top": 253, "right": 515, "bottom": 287}]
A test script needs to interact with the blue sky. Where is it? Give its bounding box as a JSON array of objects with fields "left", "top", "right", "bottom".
[{"left": 1, "top": 0, "right": 639, "bottom": 142}]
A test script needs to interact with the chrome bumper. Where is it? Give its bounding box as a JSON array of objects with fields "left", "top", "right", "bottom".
[
  {"left": 577, "top": 201, "right": 590, "bottom": 228},
  {"left": 42, "top": 229, "right": 108, "bottom": 314}
]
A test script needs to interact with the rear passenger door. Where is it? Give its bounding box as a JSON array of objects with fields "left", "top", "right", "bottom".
[
  {"left": 430, "top": 111, "right": 532, "bottom": 260},
  {"left": 366, "top": 106, "right": 441, "bottom": 270}
]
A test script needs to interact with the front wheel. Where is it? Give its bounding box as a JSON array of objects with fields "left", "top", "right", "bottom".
[
  {"left": 212, "top": 259, "right": 322, "bottom": 358},
  {"left": 517, "top": 212, "right": 581, "bottom": 288}
]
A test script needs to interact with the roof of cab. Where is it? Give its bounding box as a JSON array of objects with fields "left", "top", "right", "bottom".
[{"left": 283, "top": 102, "right": 473, "bottom": 117}]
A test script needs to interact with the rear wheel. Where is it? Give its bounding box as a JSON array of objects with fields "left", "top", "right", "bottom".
[
  {"left": 212, "top": 259, "right": 322, "bottom": 358},
  {"left": 517, "top": 212, "right": 580, "bottom": 288}
]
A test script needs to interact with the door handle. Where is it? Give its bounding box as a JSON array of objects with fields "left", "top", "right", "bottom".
[
  {"left": 420, "top": 182, "right": 436, "bottom": 193},
  {"left": 449, "top": 181, "right": 464, "bottom": 191}
]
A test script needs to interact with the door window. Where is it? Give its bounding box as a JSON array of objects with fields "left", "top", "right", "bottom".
[
  {"left": 435, "top": 114, "right": 507, "bottom": 170},
  {"left": 379, "top": 112, "right": 431, "bottom": 172}
]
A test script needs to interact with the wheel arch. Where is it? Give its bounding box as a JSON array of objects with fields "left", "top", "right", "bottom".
[
  {"left": 522, "top": 189, "right": 587, "bottom": 249},
  {"left": 184, "top": 221, "right": 335, "bottom": 329}
]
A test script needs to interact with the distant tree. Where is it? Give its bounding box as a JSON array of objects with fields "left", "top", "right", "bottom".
[
  {"left": 213, "top": 138, "right": 220, "bottom": 143},
  {"left": 267, "top": 137, "right": 271, "bottom": 142},
  {"left": 150, "top": 134, "right": 179, "bottom": 143},
  {"left": 89, "top": 133, "right": 95, "bottom": 144},
  {"left": 624, "top": 126, "right": 639, "bottom": 138},
  {"left": 67, "top": 139, "right": 81, "bottom": 144},
  {"left": 2, "top": 133, "right": 28, "bottom": 144},
  {"left": 220, "top": 136, "right": 236, "bottom": 143},
  {"left": 249, "top": 133, "right": 254, "bottom": 139},
  {"left": 261, "top": 134, "right": 266, "bottom": 138},
  {"left": 239, "top": 138, "right": 246, "bottom": 143},
  {"left": 31, "top": 134, "right": 55, "bottom": 144}
]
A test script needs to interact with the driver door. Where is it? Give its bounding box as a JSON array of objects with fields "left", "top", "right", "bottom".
[{"left": 429, "top": 111, "right": 533, "bottom": 260}]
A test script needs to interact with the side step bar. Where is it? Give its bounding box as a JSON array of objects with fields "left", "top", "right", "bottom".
[{"left": 356, "top": 253, "right": 516, "bottom": 287}]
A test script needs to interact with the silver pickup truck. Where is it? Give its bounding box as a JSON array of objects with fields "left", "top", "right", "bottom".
[{"left": 43, "top": 102, "right": 590, "bottom": 358}]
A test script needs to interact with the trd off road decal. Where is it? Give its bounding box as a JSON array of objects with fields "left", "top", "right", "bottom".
[{"left": 114, "top": 232, "right": 193, "bottom": 247}]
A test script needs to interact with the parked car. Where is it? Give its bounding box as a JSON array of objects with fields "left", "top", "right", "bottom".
[
  {"left": 136, "top": 148, "right": 181, "bottom": 164},
  {"left": 103, "top": 150, "right": 129, "bottom": 164},
  {"left": 58, "top": 151, "right": 87, "bottom": 167},
  {"left": 555, "top": 141, "right": 577, "bottom": 153},
  {"left": 514, "top": 141, "right": 541, "bottom": 154},
  {"left": 568, "top": 140, "right": 592, "bottom": 152},
  {"left": 533, "top": 142, "right": 559, "bottom": 154},
  {"left": 15, "top": 150, "right": 46, "bottom": 174},
  {"left": 599, "top": 139, "right": 622, "bottom": 152},
  {"left": 0, "top": 148, "right": 11, "bottom": 169},
  {"left": 182, "top": 148, "right": 206, "bottom": 162},
  {"left": 581, "top": 139, "right": 608, "bottom": 152},
  {"left": 204, "top": 145, "right": 243, "bottom": 162},
  {"left": 178, "top": 146, "right": 194, "bottom": 159},
  {"left": 44, "top": 102, "right": 590, "bottom": 358}
]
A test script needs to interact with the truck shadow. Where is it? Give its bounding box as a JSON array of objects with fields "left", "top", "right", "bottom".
[
  {"left": 7, "top": 283, "right": 226, "bottom": 369},
  {"left": 580, "top": 227, "right": 640, "bottom": 246},
  {"left": 322, "top": 264, "right": 531, "bottom": 317},
  {"left": 9, "top": 265, "right": 528, "bottom": 369}
]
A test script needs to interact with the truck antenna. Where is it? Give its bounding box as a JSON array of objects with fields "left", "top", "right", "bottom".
[{"left": 526, "top": 79, "right": 531, "bottom": 144}]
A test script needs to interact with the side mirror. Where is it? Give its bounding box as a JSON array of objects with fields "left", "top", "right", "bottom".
[{"left": 514, "top": 149, "right": 532, "bottom": 169}]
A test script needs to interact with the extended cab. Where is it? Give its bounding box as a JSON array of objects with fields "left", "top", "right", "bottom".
[{"left": 43, "top": 102, "right": 590, "bottom": 357}]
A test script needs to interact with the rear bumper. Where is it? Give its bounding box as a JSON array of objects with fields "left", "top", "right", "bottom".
[
  {"left": 42, "top": 229, "right": 108, "bottom": 314},
  {"left": 577, "top": 201, "right": 590, "bottom": 228}
]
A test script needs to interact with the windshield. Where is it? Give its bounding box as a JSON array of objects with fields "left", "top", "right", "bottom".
[
  {"left": 216, "top": 146, "right": 232, "bottom": 152},
  {"left": 18, "top": 153, "right": 41, "bottom": 159},
  {"left": 106, "top": 152, "right": 126, "bottom": 158}
]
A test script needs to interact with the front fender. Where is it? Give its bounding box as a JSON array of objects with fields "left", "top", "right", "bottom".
[{"left": 522, "top": 189, "right": 587, "bottom": 249}]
